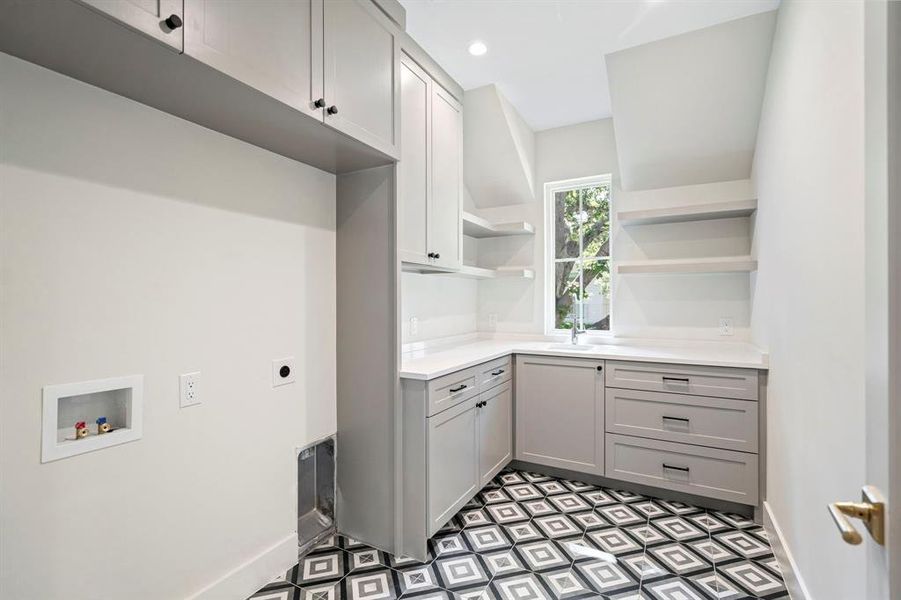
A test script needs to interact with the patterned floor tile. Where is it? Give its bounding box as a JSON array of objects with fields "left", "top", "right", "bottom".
[
  {"left": 464, "top": 524, "right": 514, "bottom": 554},
  {"left": 718, "top": 560, "right": 787, "bottom": 598},
  {"left": 713, "top": 530, "right": 773, "bottom": 560},
  {"left": 395, "top": 564, "right": 442, "bottom": 597},
  {"left": 539, "top": 567, "right": 595, "bottom": 599},
  {"left": 533, "top": 514, "right": 582, "bottom": 540},
  {"left": 585, "top": 527, "right": 644, "bottom": 556},
  {"left": 574, "top": 559, "right": 638, "bottom": 595},
  {"left": 249, "top": 581, "right": 302, "bottom": 600},
  {"left": 343, "top": 569, "right": 398, "bottom": 600},
  {"left": 434, "top": 554, "right": 490, "bottom": 591},
  {"left": 514, "top": 539, "right": 571, "bottom": 572},
  {"left": 492, "top": 572, "right": 553, "bottom": 600},
  {"left": 642, "top": 576, "right": 707, "bottom": 600},
  {"left": 482, "top": 548, "right": 529, "bottom": 577},
  {"left": 249, "top": 468, "right": 782, "bottom": 600},
  {"left": 650, "top": 517, "right": 707, "bottom": 542},
  {"left": 647, "top": 543, "right": 711, "bottom": 576}
]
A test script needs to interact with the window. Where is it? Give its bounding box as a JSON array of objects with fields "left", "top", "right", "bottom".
[{"left": 545, "top": 175, "right": 612, "bottom": 333}]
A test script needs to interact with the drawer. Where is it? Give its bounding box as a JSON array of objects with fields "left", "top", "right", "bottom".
[
  {"left": 606, "top": 389, "right": 758, "bottom": 453},
  {"left": 427, "top": 367, "right": 478, "bottom": 416},
  {"left": 605, "top": 434, "right": 758, "bottom": 505},
  {"left": 477, "top": 355, "right": 512, "bottom": 392},
  {"left": 605, "top": 361, "right": 759, "bottom": 401}
]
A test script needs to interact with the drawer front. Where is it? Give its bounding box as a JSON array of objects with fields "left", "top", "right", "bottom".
[
  {"left": 477, "top": 355, "right": 512, "bottom": 392},
  {"left": 605, "top": 361, "right": 759, "bottom": 401},
  {"left": 605, "top": 434, "right": 758, "bottom": 505},
  {"left": 428, "top": 368, "right": 478, "bottom": 416},
  {"left": 606, "top": 389, "right": 758, "bottom": 453}
]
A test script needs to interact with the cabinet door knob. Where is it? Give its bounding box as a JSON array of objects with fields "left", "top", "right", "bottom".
[
  {"left": 327, "top": 105, "right": 339, "bottom": 115},
  {"left": 433, "top": 253, "right": 440, "bottom": 259},
  {"left": 163, "top": 14, "right": 183, "bottom": 30},
  {"left": 427, "top": 252, "right": 435, "bottom": 259},
  {"left": 314, "top": 98, "right": 326, "bottom": 108}
]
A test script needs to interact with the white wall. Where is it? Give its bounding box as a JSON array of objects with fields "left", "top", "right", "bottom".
[
  {"left": 750, "top": 1, "right": 866, "bottom": 598},
  {"left": 401, "top": 272, "right": 478, "bottom": 343},
  {"left": 0, "top": 54, "right": 337, "bottom": 600}
]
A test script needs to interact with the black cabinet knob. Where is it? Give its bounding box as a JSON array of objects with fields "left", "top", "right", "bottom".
[
  {"left": 327, "top": 105, "right": 339, "bottom": 115},
  {"left": 427, "top": 252, "right": 435, "bottom": 259},
  {"left": 164, "top": 14, "right": 183, "bottom": 30},
  {"left": 597, "top": 366, "right": 603, "bottom": 371},
  {"left": 314, "top": 98, "right": 326, "bottom": 108},
  {"left": 433, "top": 253, "right": 440, "bottom": 259}
]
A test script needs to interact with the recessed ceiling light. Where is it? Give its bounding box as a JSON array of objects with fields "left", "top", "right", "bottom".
[{"left": 468, "top": 41, "right": 488, "bottom": 56}]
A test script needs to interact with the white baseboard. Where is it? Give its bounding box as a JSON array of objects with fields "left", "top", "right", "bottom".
[
  {"left": 186, "top": 533, "right": 297, "bottom": 600},
  {"left": 762, "top": 501, "right": 812, "bottom": 600}
]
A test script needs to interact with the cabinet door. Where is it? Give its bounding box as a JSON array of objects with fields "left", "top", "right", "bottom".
[
  {"left": 427, "top": 398, "right": 478, "bottom": 535},
  {"left": 397, "top": 53, "right": 430, "bottom": 265},
  {"left": 80, "top": 0, "right": 184, "bottom": 50},
  {"left": 323, "top": 0, "right": 400, "bottom": 159},
  {"left": 478, "top": 382, "right": 513, "bottom": 487},
  {"left": 515, "top": 355, "right": 605, "bottom": 475},
  {"left": 429, "top": 84, "right": 462, "bottom": 270},
  {"left": 184, "top": 0, "right": 322, "bottom": 119}
]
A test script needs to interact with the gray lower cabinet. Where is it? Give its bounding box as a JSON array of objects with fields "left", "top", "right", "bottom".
[
  {"left": 515, "top": 355, "right": 605, "bottom": 476},
  {"left": 402, "top": 358, "right": 514, "bottom": 560},
  {"left": 478, "top": 381, "right": 513, "bottom": 487},
  {"left": 605, "top": 434, "right": 759, "bottom": 505},
  {"left": 427, "top": 396, "right": 479, "bottom": 533}
]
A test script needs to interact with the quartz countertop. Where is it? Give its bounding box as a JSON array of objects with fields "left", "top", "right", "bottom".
[{"left": 400, "top": 337, "right": 768, "bottom": 380}]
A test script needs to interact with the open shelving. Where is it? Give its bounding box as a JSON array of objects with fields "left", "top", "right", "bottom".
[
  {"left": 617, "top": 199, "right": 757, "bottom": 226},
  {"left": 462, "top": 211, "right": 534, "bottom": 238},
  {"left": 616, "top": 255, "right": 757, "bottom": 275}
]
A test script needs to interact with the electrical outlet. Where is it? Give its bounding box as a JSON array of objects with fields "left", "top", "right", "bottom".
[
  {"left": 410, "top": 316, "right": 419, "bottom": 337},
  {"left": 719, "top": 318, "right": 734, "bottom": 336},
  {"left": 488, "top": 313, "right": 498, "bottom": 329},
  {"left": 179, "top": 372, "right": 201, "bottom": 407},
  {"left": 272, "top": 357, "right": 296, "bottom": 387}
]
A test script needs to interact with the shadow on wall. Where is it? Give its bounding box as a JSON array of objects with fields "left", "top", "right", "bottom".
[{"left": 0, "top": 53, "right": 336, "bottom": 230}]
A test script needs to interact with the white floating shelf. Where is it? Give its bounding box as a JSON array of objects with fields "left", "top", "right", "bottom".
[
  {"left": 617, "top": 199, "right": 758, "bottom": 226},
  {"left": 617, "top": 256, "right": 758, "bottom": 275},
  {"left": 462, "top": 211, "right": 535, "bottom": 238},
  {"left": 437, "top": 265, "right": 535, "bottom": 280}
]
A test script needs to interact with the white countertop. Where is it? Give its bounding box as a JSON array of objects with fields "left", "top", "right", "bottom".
[{"left": 400, "top": 336, "right": 768, "bottom": 380}]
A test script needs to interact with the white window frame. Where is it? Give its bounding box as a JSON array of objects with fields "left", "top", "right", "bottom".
[{"left": 544, "top": 174, "right": 614, "bottom": 337}]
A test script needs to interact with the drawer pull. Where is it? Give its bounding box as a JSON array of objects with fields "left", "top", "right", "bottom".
[
  {"left": 662, "top": 416, "right": 690, "bottom": 430},
  {"left": 663, "top": 463, "right": 690, "bottom": 473},
  {"left": 490, "top": 369, "right": 505, "bottom": 376},
  {"left": 449, "top": 384, "right": 468, "bottom": 393},
  {"left": 662, "top": 376, "right": 690, "bottom": 384}
]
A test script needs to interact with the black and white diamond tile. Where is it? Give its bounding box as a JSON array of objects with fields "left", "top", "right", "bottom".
[
  {"left": 713, "top": 530, "right": 772, "bottom": 560},
  {"left": 249, "top": 468, "right": 783, "bottom": 600},
  {"left": 719, "top": 560, "right": 787, "bottom": 598}
]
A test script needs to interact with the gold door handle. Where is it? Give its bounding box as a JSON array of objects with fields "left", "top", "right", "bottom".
[{"left": 828, "top": 485, "right": 885, "bottom": 546}]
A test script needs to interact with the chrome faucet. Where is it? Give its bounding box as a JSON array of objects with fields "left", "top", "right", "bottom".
[{"left": 571, "top": 324, "right": 586, "bottom": 345}]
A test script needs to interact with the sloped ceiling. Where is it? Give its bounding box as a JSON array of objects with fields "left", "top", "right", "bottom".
[
  {"left": 463, "top": 85, "right": 536, "bottom": 207},
  {"left": 606, "top": 11, "right": 777, "bottom": 191}
]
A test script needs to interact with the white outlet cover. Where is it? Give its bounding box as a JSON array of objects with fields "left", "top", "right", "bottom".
[
  {"left": 719, "top": 318, "right": 734, "bottom": 336},
  {"left": 272, "top": 357, "right": 296, "bottom": 387},
  {"left": 179, "top": 372, "right": 201, "bottom": 408}
]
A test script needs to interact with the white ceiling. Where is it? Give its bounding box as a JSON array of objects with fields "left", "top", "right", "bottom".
[{"left": 399, "top": 0, "right": 780, "bottom": 131}]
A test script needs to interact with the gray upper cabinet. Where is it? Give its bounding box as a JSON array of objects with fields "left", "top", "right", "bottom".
[
  {"left": 398, "top": 53, "right": 430, "bottom": 265},
  {"left": 478, "top": 381, "right": 513, "bottom": 487},
  {"left": 398, "top": 51, "right": 462, "bottom": 271},
  {"left": 184, "top": 0, "right": 323, "bottom": 120},
  {"left": 323, "top": 0, "right": 400, "bottom": 159},
  {"left": 428, "top": 84, "right": 462, "bottom": 270},
  {"left": 515, "top": 355, "right": 605, "bottom": 475},
  {"left": 427, "top": 397, "right": 479, "bottom": 535},
  {"left": 80, "top": 0, "right": 184, "bottom": 51}
]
